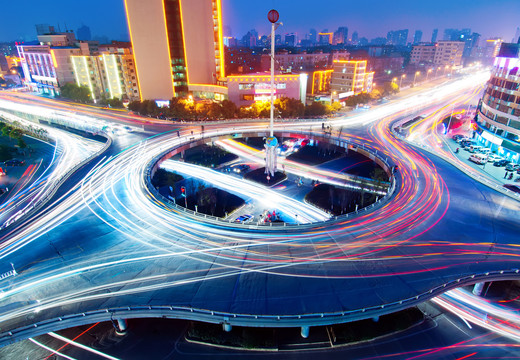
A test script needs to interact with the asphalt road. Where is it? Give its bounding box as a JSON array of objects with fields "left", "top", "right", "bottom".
[{"left": 0, "top": 72, "right": 519, "bottom": 350}]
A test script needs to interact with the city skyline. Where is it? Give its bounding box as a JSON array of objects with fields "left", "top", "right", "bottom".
[{"left": 1, "top": 0, "right": 519, "bottom": 43}]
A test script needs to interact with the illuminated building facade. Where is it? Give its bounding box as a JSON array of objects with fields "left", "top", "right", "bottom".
[
  {"left": 410, "top": 41, "right": 464, "bottom": 67},
  {"left": 330, "top": 60, "right": 374, "bottom": 98},
  {"left": 433, "top": 41, "right": 464, "bottom": 66},
  {"left": 16, "top": 33, "right": 87, "bottom": 96},
  {"left": 124, "top": 0, "right": 226, "bottom": 100},
  {"left": 71, "top": 48, "right": 140, "bottom": 102},
  {"left": 227, "top": 73, "right": 308, "bottom": 107},
  {"left": 310, "top": 70, "right": 333, "bottom": 95},
  {"left": 410, "top": 44, "right": 437, "bottom": 65},
  {"left": 475, "top": 43, "right": 520, "bottom": 164},
  {"left": 261, "top": 50, "right": 349, "bottom": 72}
]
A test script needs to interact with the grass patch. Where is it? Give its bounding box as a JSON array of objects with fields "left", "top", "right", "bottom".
[{"left": 183, "top": 144, "right": 238, "bottom": 168}]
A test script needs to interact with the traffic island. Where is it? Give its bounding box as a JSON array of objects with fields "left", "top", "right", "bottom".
[
  {"left": 244, "top": 167, "right": 287, "bottom": 186},
  {"left": 286, "top": 143, "right": 343, "bottom": 165},
  {"left": 305, "top": 183, "right": 375, "bottom": 216},
  {"left": 180, "top": 144, "right": 238, "bottom": 168}
]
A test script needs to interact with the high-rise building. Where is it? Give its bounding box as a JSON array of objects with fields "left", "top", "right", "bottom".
[
  {"left": 333, "top": 27, "right": 349, "bottom": 45},
  {"left": 35, "top": 24, "right": 56, "bottom": 36},
  {"left": 71, "top": 47, "right": 140, "bottom": 102},
  {"left": 431, "top": 29, "right": 438, "bottom": 43},
  {"left": 319, "top": 30, "right": 333, "bottom": 45},
  {"left": 413, "top": 30, "right": 423, "bottom": 44},
  {"left": 386, "top": 29, "right": 408, "bottom": 46},
  {"left": 433, "top": 41, "right": 464, "bottom": 66},
  {"left": 513, "top": 27, "right": 520, "bottom": 43},
  {"left": 330, "top": 60, "right": 374, "bottom": 97},
  {"left": 124, "top": 0, "right": 226, "bottom": 100},
  {"left": 284, "top": 33, "right": 297, "bottom": 47},
  {"left": 483, "top": 38, "right": 503, "bottom": 59},
  {"left": 475, "top": 42, "right": 520, "bottom": 164},
  {"left": 76, "top": 25, "right": 92, "bottom": 41},
  {"left": 351, "top": 31, "right": 359, "bottom": 44},
  {"left": 17, "top": 32, "right": 89, "bottom": 96},
  {"left": 308, "top": 29, "right": 317, "bottom": 44},
  {"left": 410, "top": 43, "right": 436, "bottom": 64}
]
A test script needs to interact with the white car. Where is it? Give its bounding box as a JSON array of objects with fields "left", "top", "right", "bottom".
[{"left": 487, "top": 154, "right": 503, "bottom": 163}]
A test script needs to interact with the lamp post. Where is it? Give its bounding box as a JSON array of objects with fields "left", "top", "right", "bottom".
[
  {"left": 399, "top": 74, "right": 406, "bottom": 88},
  {"left": 264, "top": 9, "right": 280, "bottom": 178},
  {"left": 426, "top": 68, "right": 432, "bottom": 80},
  {"left": 413, "top": 71, "right": 420, "bottom": 86}
]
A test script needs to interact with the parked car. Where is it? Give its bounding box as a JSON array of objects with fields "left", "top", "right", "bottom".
[
  {"left": 456, "top": 137, "right": 471, "bottom": 144},
  {"left": 493, "top": 159, "right": 510, "bottom": 167},
  {"left": 234, "top": 214, "right": 254, "bottom": 223},
  {"left": 4, "top": 159, "right": 25, "bottom": 166},
  {"left": 503, "top": 184, "right": 520, "bottom": 194},
  {"left": 487, "top": 154, "right": 503, "bottom": 163},
  {"left": 461, "top": 140, "right": 476, "bottom": 149},
  {"left": 469, "top": 153, "right": 487, "bottom": 164},
  {"left": 468, "top": 145, "right": 483, "bottom": 153},
  {"left": 505, "top": 163, "right": 520, "bottom": 172},
  {"left": 479, "top": 148, "right": 492, "bottom": 156},
  {"left": 452, "top": 134, "right": 465, "bottom": 141}
]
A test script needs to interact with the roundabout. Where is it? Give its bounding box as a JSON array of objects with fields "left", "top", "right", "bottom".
[{"left": 0, "top": 75, "right": 519, "bottom": 346}]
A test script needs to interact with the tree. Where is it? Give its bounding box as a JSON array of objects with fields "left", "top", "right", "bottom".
[
  {"left": 169, "top": 98, "right": 190, "bottom": 119},
  {"left": 380, "top": 82, "right": 399, "bottom": 96},
  {"left": 305, "top": 101, "right": 328, "bottom": 116},
  {"left": 60, "top": 83, "right": 91, "bottom": 103},
  {"left": 275, "top": 97, "right": 305, "bottom": 118},
  {"left": 220, "top": 100, "right": 237, "bottom": 119}
]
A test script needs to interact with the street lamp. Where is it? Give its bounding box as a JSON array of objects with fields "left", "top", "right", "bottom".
[
  {"left": 426, "top": 68, "right": 432, "bottom": 80},
  {"left": 413, "top": 71, "right": 420, "bottom": 86},
  {"left": 399, "top": 74, "right": 406, "bottom": 88},
  {"left": 265, "top": 9, "right": 281, "bottom": 178}
]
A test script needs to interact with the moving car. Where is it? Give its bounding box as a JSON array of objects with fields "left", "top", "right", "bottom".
[
  {"left": 503, "top": 184, "right": 520, "bottom": 194},
  {"left": 505, "top": 163, "right": 520, "bottom": 172},
  {"left": 234, "top": 214, "right": 254, "bottom": 223}
]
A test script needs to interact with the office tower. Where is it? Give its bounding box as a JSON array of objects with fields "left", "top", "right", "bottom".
[
  {"left": 431, "top": 29, "right": 438, "bottom": 43},
  {"left": 76, "top": 25, "right": 92, "bottom": 41},
  {"left": 124, "top": 0, "right": 225, "bottom": 100},
  {"left": 413, "top": 30, "right": 423, "bottom": 44}
]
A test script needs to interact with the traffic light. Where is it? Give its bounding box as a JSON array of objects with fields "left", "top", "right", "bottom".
[{"left": 180, "top": 186, "right": 186, "bottom": 197}]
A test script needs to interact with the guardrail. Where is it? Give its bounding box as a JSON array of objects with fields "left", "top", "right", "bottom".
[
  {"left": 143, "top": 129, "right": 398, "bottom": 229},
  {"left": 1, "top": 267, "right": 518, "bottom": 346}
]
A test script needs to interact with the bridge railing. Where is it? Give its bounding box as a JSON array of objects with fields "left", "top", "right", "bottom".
[{"left": 2, "top": 267, "right": 519, "bottom": 346}]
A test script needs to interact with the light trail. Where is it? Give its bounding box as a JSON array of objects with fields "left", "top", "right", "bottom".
[{"left": 1, "top": 71, "right": 519, "bottom": 343}]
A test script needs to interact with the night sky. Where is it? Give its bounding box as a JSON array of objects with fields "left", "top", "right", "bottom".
[{"left": 2, "top": 0, "right": 519, "bottom": 43}]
